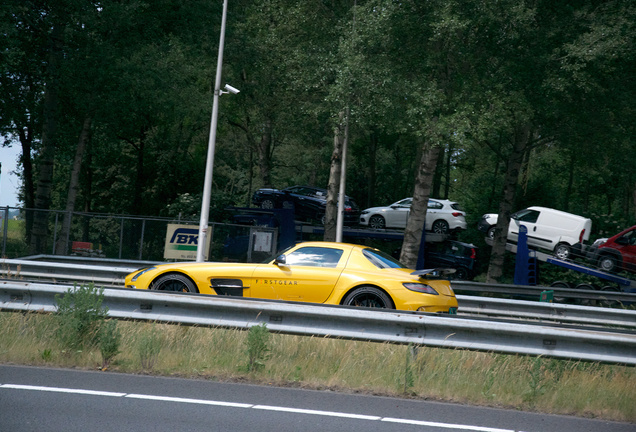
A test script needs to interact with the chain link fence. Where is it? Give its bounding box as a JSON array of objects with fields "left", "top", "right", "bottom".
[{"left": 0, "top": 206, "right": 278, "bottom": 262}]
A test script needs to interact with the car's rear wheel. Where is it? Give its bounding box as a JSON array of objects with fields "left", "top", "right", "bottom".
[
  {"left": 451, "top": 267, "right": 470, "bottom": 280},
  {"left": 432, "top": 220, "right": 449, "bottom": 234},
  {"left": 368, "top": 215, "right": 386, "bottom": 229},
  {"left": 598, "top": 254, "right": 619, "bottom": 273},
  {"left": 343, "top": 286, "right": 393, "bottom": 309},
  {"left": 260, "top": 199, "right": 275, "bottom": 209},
  {"left": 151, "top": 274, "right": 198, "bottom": 293},
  {"left": 554, "top": 243, "right": 571, "bottom": 260}
]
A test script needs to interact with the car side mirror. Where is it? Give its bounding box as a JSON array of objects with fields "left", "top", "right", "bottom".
[
  {"left": 274, "top": 254, "right": 287, "bottom": 265},
  {"left": 616, "top": 237, "right": 629, "bottom": 246}
]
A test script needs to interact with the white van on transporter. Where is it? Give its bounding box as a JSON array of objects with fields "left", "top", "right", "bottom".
[{"left": 477, "top": 206, "right": 592, "bottom": 260}]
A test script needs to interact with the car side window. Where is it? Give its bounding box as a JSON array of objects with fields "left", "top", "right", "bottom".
[
  {"left": 428, "top": 200, "right": 443, "bottom": 210},
  {"left": 516, "top": 209, "right": 540, "bottom": 223},
  {"left": 622, "top": 230, "right": 636, "bottom": 245},
  {"left": 285, "top": 247, "right": 343, "bottom": 268}
]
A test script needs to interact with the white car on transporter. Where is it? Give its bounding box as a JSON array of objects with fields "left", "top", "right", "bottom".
[
  {"left": 477, "top": 206, "right": 592, "bottom": 260},
  {"left": 359, "top": 198, "right": 467, "bottom": 233}
]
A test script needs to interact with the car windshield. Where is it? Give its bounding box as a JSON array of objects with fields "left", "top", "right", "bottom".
[{"left": 363, "top": 248, "right": 406, "bottom": 269}]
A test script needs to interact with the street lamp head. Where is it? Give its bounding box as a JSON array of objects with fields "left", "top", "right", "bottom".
[{"left": 222, "top": 84, "right": 240, "bottom": 94}]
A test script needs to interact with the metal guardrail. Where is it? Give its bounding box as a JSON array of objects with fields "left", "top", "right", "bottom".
[
  {"left": 1, "top": 281, "right": 635, "bottom": 365},
  {"left": 457, "top": 295, "right": 636, "bottom": 329},
  {"left": 0, "top": 258, "right": 142, "bottom": 287},
  {"left": 3, "top": 257, "right": 636, "bottom": 301},
  {"left": 2, "top": 258, "right": 636, "bottom": 328},
  {"left": 452, "top": 280, "right": 636, "bottom": 303}
]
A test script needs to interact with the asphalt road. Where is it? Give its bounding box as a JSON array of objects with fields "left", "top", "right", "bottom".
[{"left": 1, "top": 365, "right": 633, "bottom": 432}]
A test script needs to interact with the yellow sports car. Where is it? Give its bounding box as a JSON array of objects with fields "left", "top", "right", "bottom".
[{"left": 125, "top": 241, "right": 458, "bottom": 313}]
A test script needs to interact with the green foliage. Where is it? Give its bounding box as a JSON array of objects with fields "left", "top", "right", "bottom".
[
  {"left": 2, "top": 0, "right": 634, "bottom": 270},
  {"left": 40, "top": 349, "right": 52, "bottom": 362},
  {"left": 138, "top": 325, "right": 163, "bottom": 371},
  {"left": 99, "top": 319, "right": 122, "bottom": 369},
  {"left": 245, "top": 323, "right": 271, "bottom": 373},
  {"left": 54, "top": 284, "right": 109, "bottom": 351},
  {"left": 403, "top": 344, "right": 416, "bottom": 394},
  {"left": 524, "top": 357, "right": 549, "bottom": 404}
]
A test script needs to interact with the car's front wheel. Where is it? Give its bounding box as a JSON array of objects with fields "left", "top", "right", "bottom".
[
  {"left": 598, "top": 254, "right": 619, "bottom": 273},
  {"left": 342, "top": 286, "right": 393, "bottom": 309},
  {"left": 554, "top": 243, "right": 571, "bottom": 260},
  {"left": 487, "top": 226, "right": 496, "bottom": 239},
  {"left": 151, "top": 273, "right": 198, "bottom": 293},
  {"left": 368, "top": 215, "right": 386, "bottom": 229},
  {"left": 432, "top": 219, "right": 449, "bottom": 234},
  {"left": 260, "top": 199, "right": 275, "bottom": 209}
]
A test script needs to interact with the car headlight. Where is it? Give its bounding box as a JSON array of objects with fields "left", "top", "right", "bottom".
[
  {"left": 403, "top": 283, "right": 439, "bottom": 295},
  {"left": 131, "top": 267, "right": 156, "bottom": 282},
  {"left": 361, "top": 210, "right": 369, "bottom": 215}
]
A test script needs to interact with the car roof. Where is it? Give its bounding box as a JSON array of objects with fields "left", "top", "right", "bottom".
[{"left": 293, "top": 241, "right": 363, "bottom": 250}]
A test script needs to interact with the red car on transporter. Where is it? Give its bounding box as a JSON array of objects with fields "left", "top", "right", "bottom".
[{"left": 586, "top": 225, "right": 636, "bottom": 274}]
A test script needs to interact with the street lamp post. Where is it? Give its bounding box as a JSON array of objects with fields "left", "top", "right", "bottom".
[
  {"left": 196, "top": 0, "right": 229, "bottom": 262},
  {"left": 335, "top": 107, "right": 349, "bottom": 242}
]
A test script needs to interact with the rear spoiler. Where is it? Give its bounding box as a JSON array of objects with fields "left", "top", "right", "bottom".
[{"left": 410, "top": 268, "right": 456, "bottom": 279}]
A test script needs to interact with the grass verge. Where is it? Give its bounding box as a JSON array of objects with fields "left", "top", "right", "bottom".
[{"left": 0, "top": 311, "right": 634, "bottom": 422}]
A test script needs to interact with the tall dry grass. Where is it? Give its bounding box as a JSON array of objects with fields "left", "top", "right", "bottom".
[{"left": 1, "top": 312, "right": 634, "bottom": 422}]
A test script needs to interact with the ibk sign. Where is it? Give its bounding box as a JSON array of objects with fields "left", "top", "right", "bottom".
[{"left": 163, "top": 224, "right": 212, "bottom": 260}]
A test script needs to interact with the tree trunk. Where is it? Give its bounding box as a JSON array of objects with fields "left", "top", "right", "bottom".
[
  {"left": 257, "top": 118, "right": 273, "bottom": 187},
  {"left": 564, "top": 147, "right": 576, "bottom": 212},
  {"left": 30, "top": 24, "right": 63, "bottom": 254},
  {"left": 82, "top": 138, "right": 93, "bottom": 241},
  {"left": 55, "top": 116, "right": 92, "bottom": 255},
  {"left": 486, "top": 125, "right": 531, "bottom": 283},
  {"left": 366, "top": 130, "right": 378, "bottom": 208},
  {"left": 400, "top": 142, "right": 442, "bottom": 268},
  {"left": 18, "top": 126, "right": 35, "bottom": 244},
  {"left": 324, "top": 112, "right": 345, "bottom": 242},
  {"left": 443, "top": 142, "right": 452, "bottom": 199}
]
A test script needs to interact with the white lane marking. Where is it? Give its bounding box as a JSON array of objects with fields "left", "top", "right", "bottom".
[
  {"left": 1, "top": 383, "right": 524, "bottom": 432},
  {"left": 1, "top": 384, "right": 126, "bottom": 397},
  {"left": 253, "top": 404, "right": 381, "bottom": 420},
  {"left": 383, "top": 417, "right": 517, "bottom": 432},
  {"left": 126, "top": 393, "right": 252, "bottom": 408}
]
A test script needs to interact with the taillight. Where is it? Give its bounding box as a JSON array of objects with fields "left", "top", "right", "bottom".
[
  {"left": 403, "top": 283, "right": 439, "bottom": 295},
  {"left": 452, "top": 212, "right": 463, "bottom": 217},
  {"left": 470, "top": 248, "right": 476, "bottom": 259},
  {"left": 579, "top": 229, "right": 585, "bottom": 243}
]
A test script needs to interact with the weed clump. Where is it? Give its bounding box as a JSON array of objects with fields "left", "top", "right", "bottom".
[
  {"left": 245, "top": 323, "right": 270, "bottom": 372},
  {"left": 54, "top": 284, "right": 121, "bottom": 367}
]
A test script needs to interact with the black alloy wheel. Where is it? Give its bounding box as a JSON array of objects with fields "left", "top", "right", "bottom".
[
  {"left": 452, "top": 267, "right": 469, "bottom": 280},
  {"left": 432, "top": 220, "right": 449, "bottom": 234},
  {"left": 368, "top": 215, "right": 386, "bottom": 229},
  {"left": 260, "top": 199, "right": 275, "bottom": 209},
  {"left": 151, "top": 274, "right": 198, "bottom": 293},
  {"left": 342, "top": 286, "right": 393, "bottom": 309}
]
